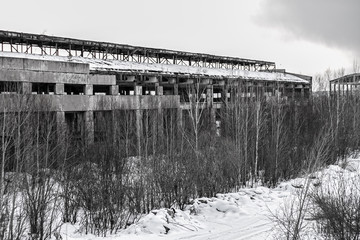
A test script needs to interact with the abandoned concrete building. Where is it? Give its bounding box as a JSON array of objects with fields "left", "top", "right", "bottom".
[
  {"left": 330, "top": 73, "right": 360, "bottom": 95},
  {"left": 0, "top": 30, "right": 312, "bottom": 153}
]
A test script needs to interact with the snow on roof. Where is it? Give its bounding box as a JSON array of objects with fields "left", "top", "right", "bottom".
[{"left": 0, "top": 52, "right": 309, "bottom": 84}]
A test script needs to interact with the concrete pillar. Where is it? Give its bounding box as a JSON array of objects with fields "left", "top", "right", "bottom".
[
  {"left": 154, "top": 83, "right": 164, "bottom": 145},
  {"left": 156, "top": 86, "right": 164, "bottom": 141},
  {"left": 56, "top": 111, "right": 66, "bottom": 143},
  {"left": 56, "top": 111, "right": 65, "bottom": 130},
  {"left": 174, "top": 84, "right": 179, "bottom": 95},
  {"left": 110, "top": 85, "right": 119, "bottom": 95},
  {"left": 111, "top": 110, "right": 117, "bottom": 144},
  {"left": 177, "top": 108, "right": 183, "bottom": 134},
  {"left": 21, "top": 82, "right": 32, "bottom": 94},
  {"left": 156, "top": 85, "right": 163, "bottom": 96},
  {"left": 272, "top": 84, "right": 276, "bottom": 97},
  {"left": 329, "top": 83, "right": 332, "bottom": 95},
  {"left": 55, "top": 83, "right": 64, "bottom": 95},
  {"left": 85, "top": 84, "right": 93, "bottom": 95},
  {"left": 206, "top": 85, "right": 216, "bottom": 130},
  {"left": 134, "top": 85, "right": 142, "bottom": 96},
  {"left": 222, "top": 84, "right": 229, "bottom": 103},
  {"left": 135, "top": 109, "right": 142, "bottom": 156},
  {"left": 85, "top": 111, "right": 94, "bottom": 144},
  {"left": 157, "top": 107, "right": 164, "bottom": 143},
  {"left": 301, "top": 87, "right": 304, "bottom": 98},
  {"left": 206, "top": 85, "right": 213, "bottom": 107}
]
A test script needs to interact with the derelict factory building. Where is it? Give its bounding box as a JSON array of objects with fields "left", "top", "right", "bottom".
[{"left": 0, "top": 30, "right": 311, "bottom": 153}]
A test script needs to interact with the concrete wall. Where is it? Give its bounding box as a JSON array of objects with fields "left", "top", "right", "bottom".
[
  {"left": 0, "top": 95, "right": 180, "bottom": 112},
  {"left": 0, "top": 69, "right": 88, "bottom": 84},
  {"left": 0, "top": 57, "right": 88, "bottom": 74},
  {"left": 89, "top": 74, "right": 116, "bottom": 85}
]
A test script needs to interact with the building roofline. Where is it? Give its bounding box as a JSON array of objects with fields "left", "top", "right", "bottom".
[
  {"left": 330, "top": 73, "right": 360, "bottom": 83},
  {"left": 0, "top": 30, "right": 275, "bottom": 70}
]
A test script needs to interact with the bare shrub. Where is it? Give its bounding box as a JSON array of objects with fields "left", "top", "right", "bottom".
[
  {"left": 271, "top": 128, "right": 333, "bottom": 240},
  {"left": 311, "top": 172, "right": 360, "bottom": 240}
]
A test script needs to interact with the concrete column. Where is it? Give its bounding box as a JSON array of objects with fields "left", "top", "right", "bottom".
[
  {"left": 247, "top": 82, "right": 254, "bottom": 99},
  {"left": 56, "top": 111, "right": 66, "bottom": 130},
  {"left": 85, "top": 111, "right": 94, "bottom": 145},
  {"left": 21, "top": 82, "right": 32, "bottom": 94},
  {"left": 157, "top": 107, "right": 164, "bottom": 143},
  {"left": 281, "top": 84, "right": 285, "bottom": 99},
  {"left": 110, "top": 85, "right": 119, "bottom": 95},
  {"left": 222, "top": 84, "right": 229, "bottom": 103},
  {"left": 56, "top": 111, "right": 66, "bottom": 143},
  {"left": 156, "top": 86, "right": 164, "bottom": 141},
  {"left": 85, "top": 84, "right": 93, "bottom": 95},
  {"left": 272, "top": 84, "right": 276, "bottom": 97},
  {"left": 177, "top": 108, "right": 183, "bottom": 134},
  {"left": 134, "top": 84, "right": 143, "bottom": 155},
  {"left": 111, "top": 110, "right": 117, "bottom": 144},
  {"left": 301, "top": 86, "right": 305, "bottom": 98},
  {"left": 206, "top": 85, "right": 213, "bottom": 107},
  {"left": 174, "top": 84, "right": 179, "bottom": 95},
  {"left": 154, "top": 83, "right": 164, "bottom": 144},
  {"left": 135, "top": 109, "right": 142, "bottom": 156},
  {"left": 134, "top": 85, "right": 142, "bottom": 96},
  {"left": 55, "top": 83, "right": 64, "bottom": 95},
  {"left": 329, "top": 83, "right": 332, "bottom": 95},
  {"left": 206, "top": 84, "right": 216, "bottom": 130},
  {"left": 156, "top": 85, "right": 163, "bottom": 96}
]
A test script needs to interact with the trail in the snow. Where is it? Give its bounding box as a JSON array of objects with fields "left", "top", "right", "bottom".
[{"left": 173, "top": 216, "right": 273, "bottom": 240}]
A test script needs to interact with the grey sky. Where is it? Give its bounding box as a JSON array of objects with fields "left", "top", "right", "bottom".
[
  {"left": 257, "top": 0, "right": 360, "bottom": 58},
  {"left": 0, "top": 0, "right": 358, "bottom": 76}
]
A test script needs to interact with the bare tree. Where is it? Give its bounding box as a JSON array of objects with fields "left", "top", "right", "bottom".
[
  {"left": 182, "top": 80, "right": 208, "bottom": 159},
  {"left": 253, "top": 99, "right": 266, "bottom": 186}
]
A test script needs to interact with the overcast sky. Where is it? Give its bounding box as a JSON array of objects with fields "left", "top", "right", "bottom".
[{"left": 0, "top": 0, "right": 358, "bottom": 76}]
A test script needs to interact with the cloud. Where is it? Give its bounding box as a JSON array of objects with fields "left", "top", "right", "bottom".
[{"left": 257, "top": 0, "right": 360, "bottom": 57}]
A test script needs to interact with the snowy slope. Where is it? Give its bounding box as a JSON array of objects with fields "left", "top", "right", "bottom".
[{"left": 58, "top": 156, "right": 360, "bottom": 240}]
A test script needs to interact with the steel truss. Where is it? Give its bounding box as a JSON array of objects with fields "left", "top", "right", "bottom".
[{"left": 0, "top": 30, "right": 276, "bottom": 72}]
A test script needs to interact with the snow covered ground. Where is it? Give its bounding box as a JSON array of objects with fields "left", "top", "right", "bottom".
[
  {"left": 60, "top": 186, "right": 281, "bottom": 240},
  {"left": 58, "top": 157, "right": 360, "bottom": 240}
]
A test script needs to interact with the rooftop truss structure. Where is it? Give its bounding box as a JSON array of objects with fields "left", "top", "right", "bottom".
[{"left": 0, "top": 30, "right": 276, "bottom": 72}]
